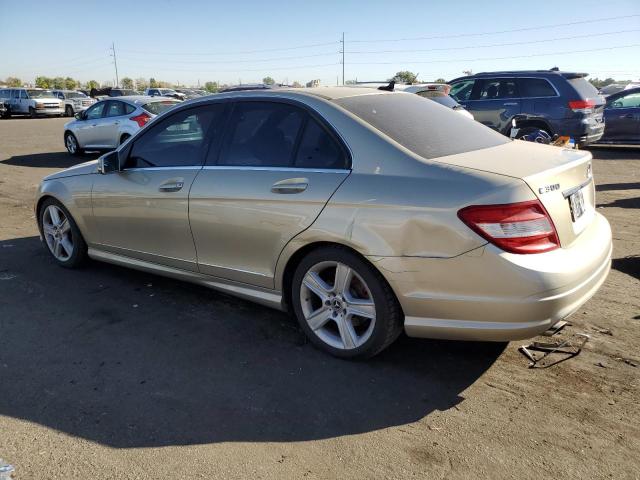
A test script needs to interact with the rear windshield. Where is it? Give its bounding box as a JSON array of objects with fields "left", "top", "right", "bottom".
[
  {"left": 422, "top": 94, "right": 459, "bottom": 108},
  {"left": 142, "top": 100, "right": 180, "bottom": 115},
  {"left": 335, "top": 93, "right": 508, "bottom": 159},
  {"left": 568, "top": 77, "right": 600, "bottom": 99}
]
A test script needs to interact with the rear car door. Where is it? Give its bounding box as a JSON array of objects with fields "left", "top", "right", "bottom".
[
  {"left": 602, "top": 91, "right": 640, "bottom": 142},
  {"left": 91, "top": 104, "right": 224, "bottom": 271},
  {"left": 101, "top": 100, "right": 130, "bottom": 148},
  {"left": 189, "top": 99, "right": 351, "bottom": 288},
  {"left": 464, "top": 78, "right": 521, "bottom": 133}
]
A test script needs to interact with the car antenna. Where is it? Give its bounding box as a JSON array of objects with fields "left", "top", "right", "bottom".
[{"left": 378, "top": 80, "right": 395, "bottom": 92}]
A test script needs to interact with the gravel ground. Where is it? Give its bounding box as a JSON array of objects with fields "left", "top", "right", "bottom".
[{"left": 0, "top": 117, "right": 638, "bottom": 480}]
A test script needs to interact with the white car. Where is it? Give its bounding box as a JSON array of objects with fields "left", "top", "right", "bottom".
[
  {"left": 63, "top": 96, "right": 180, "bottom": 155},
  {"left": 0, "top": 88, "right": 64, "bottom": 117},
  {"left": 52, "top": 90, "right": 96, "bottom": 117}
]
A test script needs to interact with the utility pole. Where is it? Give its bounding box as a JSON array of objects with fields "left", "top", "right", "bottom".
[
  {"left": 340, "top": 32, "right": 345, "bottom": 85},
  {"left": 110, "top": 42, "right": 119, "bottom": 87}
]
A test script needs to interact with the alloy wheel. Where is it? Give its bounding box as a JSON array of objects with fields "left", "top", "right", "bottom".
[
  {"left": 300, "top": 261, "right": 376, "bottom": 350},
  {"left": 42, "top": 205, "right": 74, "bottom": 261},
  {"left": 65, "top": 134, "right": 77, "bottom": 154}
]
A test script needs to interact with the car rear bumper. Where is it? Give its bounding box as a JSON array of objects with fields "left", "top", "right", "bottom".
[{"left": 372, "top": 212, "right": 612, "bottom": 341}]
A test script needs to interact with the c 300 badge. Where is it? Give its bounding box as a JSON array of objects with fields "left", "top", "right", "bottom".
[{"left": 538, "top": 183, "right": 560, "bottom": 194}]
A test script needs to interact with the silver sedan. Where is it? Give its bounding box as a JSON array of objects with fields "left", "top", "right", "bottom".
[
  {"left": 37, "top": 88, "right": 611, "bottom": 358},
  {"left": 63, "top": 96, "right": 180, "bottom": 155}
]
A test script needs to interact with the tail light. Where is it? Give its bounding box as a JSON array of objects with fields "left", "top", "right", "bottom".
[
  {"left": 568, "top": 99, "right": 595, "bottom": 113},
  {"left": 130, "top": 112, "right": 151, "bottom": 127},
  {"left": 457, "top": 200, "right": 559, "bottom": 254}
]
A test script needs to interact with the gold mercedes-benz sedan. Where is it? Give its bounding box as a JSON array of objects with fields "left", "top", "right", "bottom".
[{"left": 35, "top": 87, "right": 612, "bottom": 358}]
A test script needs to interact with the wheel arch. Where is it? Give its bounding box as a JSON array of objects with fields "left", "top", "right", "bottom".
[
  {"left": 278, "top": 240, "right": 403, "bottom": 317},
  {"left": 504, "top": 116, "right": 554, "bottom": 136},
  {"left": 35, "top": 183, "right": 91, "bottom": 244}
]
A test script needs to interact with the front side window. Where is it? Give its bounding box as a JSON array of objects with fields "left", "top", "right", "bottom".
[
  {"left": 20, "top": 90, "right": 29, "bottom": 99},
  {"left": 519, "top": 78, "right": 557, "bottom": 97},
  {"left": 85, "top": 102, "right": 105, "bottom": 120},
  {"left": 449, "top": 80, "right": 475, "bottom": 102},
  {"left": 126, "top": 104, "right": 223, "bottom": 169},
  {"left": 218, "top": 102, "right": 304, "bottom": 167},
  {"left": 11, "top": 90, "right": 19, "bottom": 99},
  {"left": 475, "top": 79, "right": 518, "bottom": 100},
  {"left": 609, "top": 92, "right": 640, "bottom": 109}
]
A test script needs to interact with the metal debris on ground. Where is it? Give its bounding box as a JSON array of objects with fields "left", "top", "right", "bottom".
[
  {"left": 519, "top": 333, "right": 590, "bottom": 369},
  {"left": 0, "top": 459, "right": 14, "bottom": 479},
  {"left": 542, "top": 320, "right": 569, "bottom": 336}
]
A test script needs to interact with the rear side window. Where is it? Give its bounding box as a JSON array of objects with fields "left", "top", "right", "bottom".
[
  {"left": 475, "top": 78, "right": 518, "bottom": 100},
  {"left": 143, "top": 100, "right": 180, "bottom": 115},
  {"left": 568, "top": 77, "right": 599, "bottom": 99},
  {"left": 335, "top": 93, "right": 508, "bottom": 159},
  {"left": 519, "top": 78, "right": 557, "bottom": 97},
  {"left": 105, "top": 101, "right": 126, "bottom": 117},
  {"left": 295, "top": 118, "right": 346, "bottom": 169},
  {"left": 218, "top": 102, "right": 304, "bottom": 167}
]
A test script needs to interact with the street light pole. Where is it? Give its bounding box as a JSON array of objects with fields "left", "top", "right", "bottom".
[
  {"left": 111, "top": 42, "right": 120, "bottom": 87},
  {"left": 340, "top": 32, "right": 345, "bottom": 85}
]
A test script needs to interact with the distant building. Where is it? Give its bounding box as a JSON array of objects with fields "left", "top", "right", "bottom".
[{"left": 306, "top": 79, "right": 320, "bottom": 88}]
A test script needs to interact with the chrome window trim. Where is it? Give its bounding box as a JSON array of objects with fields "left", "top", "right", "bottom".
[
  {"left": 122, "top": 166, "right": 204, "bottom": 172},
  {"left": 455, "top": 76, "right": 560, "bottom": 102},
  {"left": 201, "top": 166, "right": 351, "bottom": 174}
]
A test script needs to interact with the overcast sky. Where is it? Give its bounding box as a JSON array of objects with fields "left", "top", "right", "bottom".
[{"left": 1, "top": 0, "right": 639, "bottom": 87}]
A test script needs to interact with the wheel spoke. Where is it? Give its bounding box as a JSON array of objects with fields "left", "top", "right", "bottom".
[
  {"left": 306, "top": 306, "right": 332, "bottom": 331},
  {"left": 337, "top": 316, "right": 358, "bottom": 349},
  {"left": 42, "top": 223, "right": 55, "bottom": 236},
  {"left": 54, "top": 239, "right": 62, "bottom": 258},
  {"left": 60, "top": 237, "right": 73, "bottom": 257},
  {"left": 48, "top": 206, "right": 61, "bottom": 226},
  {"left": 303, "top": 271, "right": 331, "bottom": 302},
  {"left": 346, "top": 298, "right": 376, "bottom": 319},
  {"left": 59, "top": 218, "right": 70, "bottom": 234},
  {"left": 333, "top": 263, "right": 352, "bottom": 296}
]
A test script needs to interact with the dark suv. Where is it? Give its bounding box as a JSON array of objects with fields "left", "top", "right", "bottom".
[{"left": 448, "top": 70, "right": 605, "bottom": 146}]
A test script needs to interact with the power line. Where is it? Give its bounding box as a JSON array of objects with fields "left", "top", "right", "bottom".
[
  {"left": 349, "top": 43, "right": 640, "bottom": 65},
  {"left": 118, "top": 51, "right": 338, "bottom": 65},
  {"left": 118, "top": 40, "right": 340, "bottom": 57},
  {"left": 116, "top": 62, "right": 340, "bottom": 74},
  {"left": 349, "top": 14, "right": 640, "bottom": 43},
  {"left": 347, "top": 29, "right": 640, "bottom": 54}
]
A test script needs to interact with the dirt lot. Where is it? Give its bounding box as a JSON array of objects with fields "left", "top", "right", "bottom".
[{"left": 0, "top": 117, "right": 638, "bottom": 480}]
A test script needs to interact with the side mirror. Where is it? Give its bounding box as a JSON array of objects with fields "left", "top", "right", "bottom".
[{"left": 98, "top": 151, "right": 120, "bottom": 174}]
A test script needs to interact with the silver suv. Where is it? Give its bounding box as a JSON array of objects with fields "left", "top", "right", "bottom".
[
  {"left": 0, "top": 88, "right": 64, "bottom": 117},
  {"left": 52, "top": 90, "right": 96, "bottom": 117}
]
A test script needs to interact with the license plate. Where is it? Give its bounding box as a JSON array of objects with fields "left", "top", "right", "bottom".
[{"left": 568, "top": 188, "right": 586, "bottom": 221}]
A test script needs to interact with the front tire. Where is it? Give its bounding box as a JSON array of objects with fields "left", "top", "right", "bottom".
[
  {"left": 65, "top": 105, "right": 74, "bottom": 117},
  {"left": 29, "top": 107, "right": 37, "bottom": 119},
  {"left": 64, "top": 132, "right": 83, "bottom": 156},
  {"left": 39, "top": 198, "right": 87, "bottom": 268},
  {"left": 291, "top": 246, "right": 403, "bottom": 359}
]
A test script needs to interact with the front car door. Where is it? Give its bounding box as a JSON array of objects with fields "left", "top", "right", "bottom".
[
  {"left": 91, "top": 104, "right": 224, "bottom": 271},
  {"left": 75, "top": 102, "right": 107, "bottom": 147},
  {"left": 602, "top": 91, "right": 640, "bottom": 142},
  {"left": 462, "top": 77, "right": 521, "bottom": 133},
  {"left": 189, "top": 99, "right": 351, "bottom": 288}
]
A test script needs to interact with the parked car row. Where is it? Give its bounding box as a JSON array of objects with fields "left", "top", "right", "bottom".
[{"left": 0, "top": 87, "right": 97, "bottom": 118}]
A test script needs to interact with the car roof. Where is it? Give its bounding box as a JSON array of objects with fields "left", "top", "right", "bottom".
[
  {"left": 607, "top": 87, "right": 640, "bottom": 99},
  {"left": 96, "top": 95, "right": 179, "bottom": 104},
  {"left": 450, "top": 70, "right": 588, "bottom": 82}
]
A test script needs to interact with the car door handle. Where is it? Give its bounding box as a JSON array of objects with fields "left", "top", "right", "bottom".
[
  {"left": 271, "top": 178, "right": 308, "bottom": 194},
  {"left": 503, "top": 102, "right": 518, "bottom": 106},
  {"left": 621, "top": 113, "right": 634, "bottom": 119},
  {"left": 159, "top": 181, "right": 184, "bottom": 192}
]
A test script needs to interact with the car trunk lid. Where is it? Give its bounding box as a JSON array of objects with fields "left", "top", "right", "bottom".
[{"left": 434, "top": 141, "right": 595, "bottom": 247}]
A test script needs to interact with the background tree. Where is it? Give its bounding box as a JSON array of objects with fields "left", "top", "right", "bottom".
[
  {"left": 35, "top": 76, "right": 51, "bottom": 88},
  {"left": 262, "top": 76, "right": 275, "bottom": 85},
  {"left": 52, "top": 77, "right": 65, "bottom": 89},
  {"left": 5, "top": 77, "right": 22, "bottom": 87},
  {"left": 204, "top": 81, "right": 219, "bottom": 93},
  {"left": 135, "top": 78, "right": 148, "bottom": 91},
  {"left": 391, "top": 71, "right": 418, "bottom": 84},
  {"left": 345, "top": 79, "right": 357, "bottom": 85},
  {"left": 121, "top": 77, "right": 134, "bottom": 89},
  {"left": 64, "top": 77, "right": 77, "bottom": 90},
  {"left": 149, "top": 78, "right": 159, "bottom": 88},
  {"left": 434, "top": 78, "right": 446, "bottom": 83},
  {"left": 85, "top": 80, "right": 100, "bottom": 90}
]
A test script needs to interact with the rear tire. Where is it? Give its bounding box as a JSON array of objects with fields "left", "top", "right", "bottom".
[
  {"left": 515, "top": 126, "right": 552, "bottom": 143},
  {"left": 39, "top": 198, "right": 87, "bottom": 268},
  {"left": 291, "top": 246, "right": 403, "bottom": 359},
  {"left": 120, "top": 133, "right": 131, "bottom": 145},
  {"left": 64, "top": 132, "right": 83, "bottom": 156}
]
